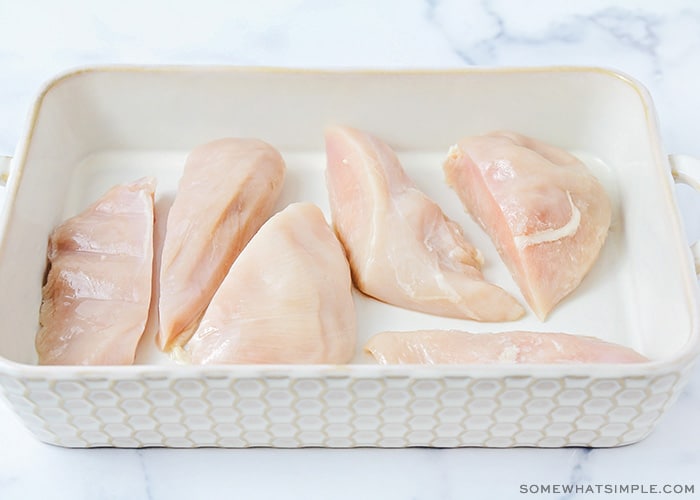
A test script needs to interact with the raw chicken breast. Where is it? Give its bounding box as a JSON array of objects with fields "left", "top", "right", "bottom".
[
  {"left": 36, "top": 177, "right": 156, "bottom": 365},
  {"left": 186, "top": 203, "right": 356, "bottom": 364},
  {"left": 158, "top": 138, "right": 285, "bottom": 351},
  {"left": 366, "top": 330, "right": 648, "bottom": 364},
  {"left": 325, "top": 126, "right": 524, "bottom": 321},
  {"left": 443, "top": 131, "right": 612, "bottom": 320}
]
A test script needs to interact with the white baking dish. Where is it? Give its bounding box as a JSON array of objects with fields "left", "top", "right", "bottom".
[{"left": 0, "top": 66, "right": 698, "bottom": 448}]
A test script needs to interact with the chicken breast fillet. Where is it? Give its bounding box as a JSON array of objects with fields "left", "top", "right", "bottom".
[
  {"left": 443, "top": 131, "right": 612, "bottom": 320},
  {"left": 186, "top": 202, "right": 356, "bottom": 365},
  {"left": 158, "top": 138, "right": 285, "bottom": 351},
  {"left": 325, "top": 126, "right": 524, "bottom": 322},
  {"left": 36, "top": 177, "right": 156, "bottom": 365},
  {"left": 366, "top": 330, "right": 648, "bottom": 364}
]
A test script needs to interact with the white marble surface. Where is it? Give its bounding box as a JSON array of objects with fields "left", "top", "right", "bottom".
[{"left": 1, "top": 1, "right": 699, "bottom": 498}]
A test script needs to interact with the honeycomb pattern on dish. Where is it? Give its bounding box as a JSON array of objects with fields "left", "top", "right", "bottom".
[{"left": 0, "top": 365, "right": 692, "bottom": 448}]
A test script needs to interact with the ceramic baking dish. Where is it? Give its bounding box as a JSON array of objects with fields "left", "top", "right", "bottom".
[{"left": 0, "top": 66, "right": 698, "bottom": 448}]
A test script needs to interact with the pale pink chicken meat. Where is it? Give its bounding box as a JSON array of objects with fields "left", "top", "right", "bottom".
[
  {"left": 158, "top": 138, "right": 285, "bottom": 351},
  {"left": 325, "top": 126, "right": 524, "bottom": 322},
  {"left": 186, "top": 203, "right": 356, "bottom": 364},
  {"left": 443, "top": 131, "right": 612, "bottom": 320},
  {"left": 36, "top": 177, "right": 156, "bottom": 365},
  {"left": 366, "top": 330, "right": 648, "bottom": 364}
]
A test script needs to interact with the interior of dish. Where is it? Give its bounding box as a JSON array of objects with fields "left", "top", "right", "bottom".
[{"left": 0, "top": 67, "right": 695, "bottom": 366}]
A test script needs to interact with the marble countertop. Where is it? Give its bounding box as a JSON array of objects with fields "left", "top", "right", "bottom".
[{"left": 1, "top": 1, "right": 699, "bottom": 498}]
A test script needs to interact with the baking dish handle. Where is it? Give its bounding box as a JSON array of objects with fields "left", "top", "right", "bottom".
[{"left": 669, "top": 154, "right": 700, "bottom": 277}]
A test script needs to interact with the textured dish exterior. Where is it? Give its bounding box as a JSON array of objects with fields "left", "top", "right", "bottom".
[
  {"left": 0, "top": 364, "right": 695, "bottom": 448},
  {"left": 0, "top": 66, "right": 698, "bottom": 448}
]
